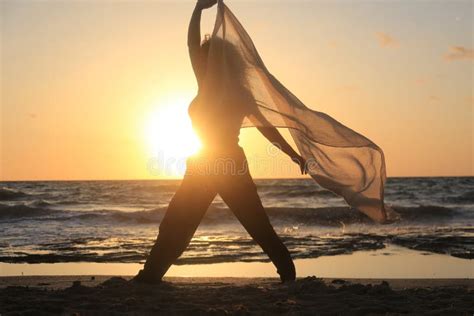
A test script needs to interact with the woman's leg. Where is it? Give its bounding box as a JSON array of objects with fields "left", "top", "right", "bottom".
[
  {"left": 217, "top": 169, "right": 296, "bottom": 282},
  {"left": 138, "top": 171, "right": 216, "bottom": 282}
]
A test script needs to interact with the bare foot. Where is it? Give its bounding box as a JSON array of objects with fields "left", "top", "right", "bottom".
[{"left": 131, "top": 269, "right": 162, "bottom": 284}]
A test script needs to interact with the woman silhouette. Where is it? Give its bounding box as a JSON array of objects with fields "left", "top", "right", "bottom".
[{"left": 135, "top": 0, "right": 306, "bottom": 283}]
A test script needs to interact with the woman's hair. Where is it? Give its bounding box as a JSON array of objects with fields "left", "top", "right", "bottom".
[
  {"left": 199, "top": 34, "right": 254, "bottom": 110},
  {"left": 201, "top": 34, "right": 247, "bottom": 76},
  {"left": 201, "top": 34, "right": 212, "bottom": 56}
]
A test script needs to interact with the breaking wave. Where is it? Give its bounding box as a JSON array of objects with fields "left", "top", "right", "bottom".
[{"left": 0, "top": 203, "right": 462, "bottom": 226}]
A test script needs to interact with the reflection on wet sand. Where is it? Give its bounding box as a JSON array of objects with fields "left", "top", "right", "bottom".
[{"left": 1, "top": 246, "right": 472, "bottom": 279}]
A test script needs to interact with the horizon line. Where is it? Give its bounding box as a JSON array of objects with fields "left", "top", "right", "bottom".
[{"left": 1, "top": 175, "right": 473, "bottom": 182}]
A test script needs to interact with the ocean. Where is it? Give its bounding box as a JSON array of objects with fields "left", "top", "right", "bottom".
[{"left": 0, "top": 177, "right": 472, "bottom": 265}]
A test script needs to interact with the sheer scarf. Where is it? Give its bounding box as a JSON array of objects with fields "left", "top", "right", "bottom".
[{"left": 200, "top": 0, "right": 390, "bottom": 223}]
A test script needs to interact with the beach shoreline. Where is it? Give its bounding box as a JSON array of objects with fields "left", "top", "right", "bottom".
[
  {"left": 2, "top": 245, "right": 472, "bottom": 279},
  {"left": 2, "top": 246, "right": 472, "bottom": 314},
  {"left": 1, "top": 275, "right": 472, "bottom": 314},
  {"left": 1, "top": 275, "right": 473, "bottom": 290}
]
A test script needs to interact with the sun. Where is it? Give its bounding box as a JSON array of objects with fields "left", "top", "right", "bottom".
[{"left": 144, "top": 96, "right": 201, "bottom": 169}]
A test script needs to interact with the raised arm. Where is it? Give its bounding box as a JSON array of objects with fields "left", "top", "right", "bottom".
[
  {"left": 188, "top": 0, "right": 216, "bottom": 86},
  {"left": 249, "top": 110, "right": 307, "bottom": 175}
]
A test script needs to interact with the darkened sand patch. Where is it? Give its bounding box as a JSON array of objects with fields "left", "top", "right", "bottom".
[{"left": 1, "top": 276, "right": 472, "bottom": 314}]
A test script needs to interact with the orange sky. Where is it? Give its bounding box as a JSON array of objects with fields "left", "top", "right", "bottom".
[{"left": 1, "top": 0, "right": 472, "bottom": 180}]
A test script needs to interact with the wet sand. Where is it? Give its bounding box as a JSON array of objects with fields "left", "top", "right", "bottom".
[
  {"left": 1, "top": 276, "right": 472, "bottom": 315},
  {"left": 2, "top": 245, "right": 472, "bottom": 279}
]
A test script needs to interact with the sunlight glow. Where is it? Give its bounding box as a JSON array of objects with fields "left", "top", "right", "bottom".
[{"left": 144, "top": 97, "right": 201, "bottom": 162}]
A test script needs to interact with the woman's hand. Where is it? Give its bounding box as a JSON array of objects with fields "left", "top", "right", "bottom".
[
  {"left": 196, "top": 0, "right": 217, "bottom": 10},
  {"left": 292, "top": 155, "right": 308, "bottom": 175}
]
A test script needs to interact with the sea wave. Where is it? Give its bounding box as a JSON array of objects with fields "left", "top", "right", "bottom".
[
  {"left": 0, "top": 203, "right": 462, "bottom": 226},
  {"left": 1, "top": 178, "right": 472, "bottom": 265},
  {"left": 0, "top": 187, "right": 29, "bottom": 200},
  {"left": 0, "top": 204, "right": 55, "bottom": 219},
  {"left": 263, "top": 188, "right": 338, "bottom": 198},
  {"left": 0, "top": 227, "right": 471, "bottom": 264},
  {"left": 444, "top": 191, "right": 474, "bottom": 204}
]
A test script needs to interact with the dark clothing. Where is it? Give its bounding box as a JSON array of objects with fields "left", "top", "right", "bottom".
[
  {"left": 188, "top": 93, "right": 250, "bottom": 148},
  {"left": 143, "top": 145, "right": 295, "bottom": 281}
]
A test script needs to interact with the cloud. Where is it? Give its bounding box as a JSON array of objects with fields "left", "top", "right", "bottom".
[
  {"left": 375, "top": 32, "right": 399, "bottom": 48},
  {"left": 444, "top": 46, "right": 474, "bottom": 61}
]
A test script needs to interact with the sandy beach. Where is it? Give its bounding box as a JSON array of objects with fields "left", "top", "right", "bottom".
[
  {"left": 1, "top": 276, "right": 473, "bottom": 315},
  {"left": 2, "top": 245, "right": 473, "bottom": 314}
]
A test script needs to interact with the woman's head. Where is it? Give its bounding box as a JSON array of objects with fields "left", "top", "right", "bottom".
[
  {"left": 200, "top": 35, "right": 247, "bottom": 82},
  {"left": 199, "top": 34, "right": 255, "bottom": 112}
]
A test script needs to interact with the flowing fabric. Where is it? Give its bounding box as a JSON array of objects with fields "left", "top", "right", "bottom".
[{"left": 201, "top": 0, "right": 389, "bottom": 223}]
